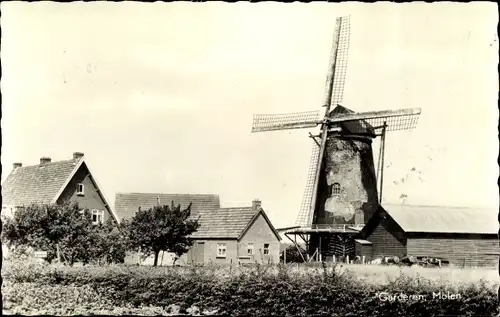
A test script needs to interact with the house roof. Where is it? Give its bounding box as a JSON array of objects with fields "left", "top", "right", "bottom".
[
  {"left": 191, "top": 206, "right": 281, "bottom": 240},
  {"left": 2, "top": 158, "right": 82, "bottom": 206},
  {"left": 383, "top": 204, "right": 498, "bottom": 235},
  {"left": 1, "top": 155, "right": 118, "bottom": 222},
  {"left": 115, "top": 194, "right": 280, "bottom": 240},
  {"left": 191, "top": 207, "right": 256, "bottom": 239},
  {"left": 114, "top": 192, "right": 221, "bottom": 222}
]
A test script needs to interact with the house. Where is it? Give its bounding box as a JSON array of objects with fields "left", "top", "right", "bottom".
[
  {"left": 357, "top": 203, "right": 499, "bottom": 267},
  {"left": 115, "top": 193, "right": 281, "bottom": 265},
  {"left": 179, "top": 199, "right": 281, "bottom": 265},
  {"left": 115, "top": 192, "right": 221, "bottom": 265},
  {"left": 1, "top": 152, "right": 117, "bottom": 224}
]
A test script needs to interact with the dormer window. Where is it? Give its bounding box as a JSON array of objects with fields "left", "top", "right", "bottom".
[
  {"left": 332, "top": 183, "right": 341, "bottom": 196},
  {"left": 76, "top": 183, "right": 84, "bottom": 196}
]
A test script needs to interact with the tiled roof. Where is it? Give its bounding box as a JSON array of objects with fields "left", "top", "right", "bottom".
[
  {"left": 383, "top": 204, "right": 498, "bottom": 235},
  {"left": 191, "top": 207, "right": 258, "bottom": 239},
  {"left": 1, "top": 158, "right": 81, "bottom": 206},
  {"left": 114, "top": 193, "right": 221, "bottom": 222}
]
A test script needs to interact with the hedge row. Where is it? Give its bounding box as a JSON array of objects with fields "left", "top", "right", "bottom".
[{"left": 2, "top": 261, "right": 498, "bottom": 316}]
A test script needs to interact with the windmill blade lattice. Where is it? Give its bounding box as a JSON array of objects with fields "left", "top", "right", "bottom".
[
  {"left": 364, "top": 112, "right": 421, "bottom": 132},
  {"left": 295, "top": 140, "right": 321, "bottom": 227},
  {"left": 330, "top": 15, "right": 351, "bottom": 106},
  {"left": 251, "top": 110, "right": 320, "bottom": 133}
]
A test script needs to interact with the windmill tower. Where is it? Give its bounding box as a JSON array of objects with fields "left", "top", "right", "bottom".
[{"left": 251, "top": 16, "right": 422, "bottom": 262}]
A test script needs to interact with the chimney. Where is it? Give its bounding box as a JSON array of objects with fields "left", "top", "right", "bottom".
[
  {"left": 13, "top": 162, "right": 22, "bottom": 169},
  {"left": 252, "top": 199, "right": 262, "bottom": 211},
  {"left": 73, "top": 152, "right": 84, "bottom": 160},
  {"left": 40, "top": 157, "right": 51, "bottom": 165}
]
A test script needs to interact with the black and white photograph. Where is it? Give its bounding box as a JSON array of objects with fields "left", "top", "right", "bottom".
[{"left": 1, "top": 1, "right": 498, "bottom": 316}]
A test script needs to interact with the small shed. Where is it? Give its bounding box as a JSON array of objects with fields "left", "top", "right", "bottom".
[{"left": 358, "top": 204, "right": 499, "bottom": 267}]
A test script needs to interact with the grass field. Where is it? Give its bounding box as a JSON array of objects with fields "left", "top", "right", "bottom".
[{"left": 341, "top": 263, "right": 498, "bottom": 286}]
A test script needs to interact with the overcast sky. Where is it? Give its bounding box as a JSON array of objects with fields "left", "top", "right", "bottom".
[{"left": 1, "top": 2, "right": 498, "bottom": 228}]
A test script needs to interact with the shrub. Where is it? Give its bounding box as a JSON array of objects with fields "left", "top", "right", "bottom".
[{"left": 2, "top": 261, "right": 498, "bottom": 316}]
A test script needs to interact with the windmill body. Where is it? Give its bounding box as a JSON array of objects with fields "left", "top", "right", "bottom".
[
  {"left": 251, "top": 16, "right": 421, "bottom": 262},
  {"left": 315, "top": 106, "right": 379, "bottom": 227}
]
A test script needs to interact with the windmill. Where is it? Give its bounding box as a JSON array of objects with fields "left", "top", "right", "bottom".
[{"left": 251, "top": 16, "right": 422, "bottom": 262}]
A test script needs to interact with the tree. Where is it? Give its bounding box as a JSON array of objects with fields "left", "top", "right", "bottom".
[
  {"left": 2, "top": 202, "right": 126, "bottom": 265},
  {"left": 280, "top": 245, "right": 307, "bottom": 263},
  {"left": 86, "top": 218, "right": 128, "bottom": 265},
  {"left": 123, "top": 202, "right": 200, "bottom": 266}
]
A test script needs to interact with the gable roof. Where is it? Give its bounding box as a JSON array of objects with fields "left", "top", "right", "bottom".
[
  {"left": 191, "top": 206, "right": 281, "bottom": 240},
  {"left": 383, "top": 203, "right": 498, "bottom": 235},
  {"left": 114, "top": 192, "right": 221, "bottom": 222},
  {"left": 2, "top": 159, "right": 79, "bottom": 206},
  {"left": 1, "top": 155, "right": 119, "bottom": 223}
]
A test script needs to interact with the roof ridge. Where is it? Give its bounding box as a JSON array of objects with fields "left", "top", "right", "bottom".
[
  {"left": 116, "top": 192, "right": 219, "bottom": 196},
  {"left": 12, "top": 158, "right": 79, "bottom": 169}
]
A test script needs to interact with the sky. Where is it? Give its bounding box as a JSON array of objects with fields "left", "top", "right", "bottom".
[{"left": 1, "top": 2, "right": 498, "bottom": 228}]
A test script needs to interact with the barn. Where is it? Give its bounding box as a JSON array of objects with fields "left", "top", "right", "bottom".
[{"left": 357, "top": 204, "right": 499, "bottom": 267}]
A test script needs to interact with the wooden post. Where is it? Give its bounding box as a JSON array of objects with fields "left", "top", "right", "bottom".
[
  {"left": 319, "top": 235, "right": 322, "bottom": 262},
  {"left": 56, "top": 244, "right": 61, "bottom": 264},
  {"left": 333, "top": 255, "right": 336, "bottom": 263},
  {"left": 138, "top": 247, "right": 142, "bottom": 266},
  {"left": 346, "top": 255, "right": 349, "bottom": 264},
  {"left": 362, "top": 256, "right": 365, "bottom": 264},
  {"left": 379, "top": 122, "right": 387, "bottom": 203},
  {"left": 283, "top": 249, "right": 287, "bottom": 264}
]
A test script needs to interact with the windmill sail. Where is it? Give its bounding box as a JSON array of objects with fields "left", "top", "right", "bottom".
[
  {"left": 251, "top": 110, "right": 320, "bottom": 133},
  {"left": 250, "top": 16, "right": 351, "bottom": 134},
  {"left": 330, "top": 15, "right": 351, "bottom": 106},
  {"left": 328, "top": 108, "right": 422, "bottom": 132},
  {"left": 295, "top": 140, "right": 321, "bottom": 227}
]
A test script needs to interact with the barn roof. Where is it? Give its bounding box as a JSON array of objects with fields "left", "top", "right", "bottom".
[
  {"left": 114, "top": 192, "right": 221, "bottom": 222},
  {"left": 383, "top": 204, "right": 498, "bottom": 235},
  {"left": 2, "top": 159, "right": 79, "bottom": 206}
]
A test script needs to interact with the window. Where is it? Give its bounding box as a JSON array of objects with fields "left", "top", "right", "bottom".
[
  {"left": 217, "top": 243, "right": 227, "bottom": 258},
  {"left": 247, "top": 243, "right": 254, "bottom": 255},
  {"left": 76, "top": 183, "right": 84, "bottom": 196},
  {"left": 91, "top": 209, "right": 104, "bottom": 224},
  {"left": 332, "top": 183, "right": 341, "bottom": 196},
  {"left": 263, "top": 243, "right": 270, "bottom": 255}
]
